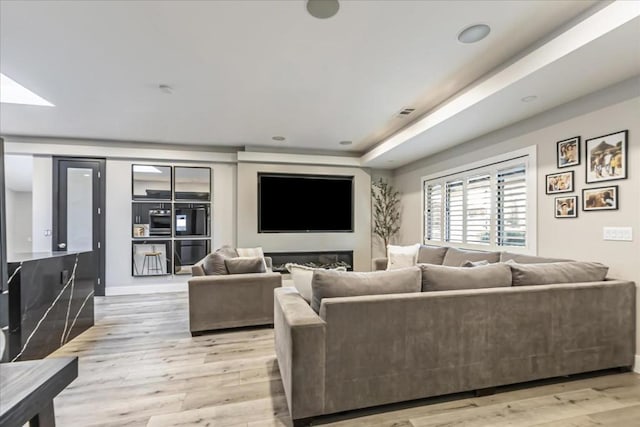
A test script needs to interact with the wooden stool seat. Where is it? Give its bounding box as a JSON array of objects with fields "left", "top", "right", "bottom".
[{"left": 142, "top": 252, "right": 163, "bottom": 275}]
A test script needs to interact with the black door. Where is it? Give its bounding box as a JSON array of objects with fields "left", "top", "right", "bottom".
[{"left": 53, "top": 158, "right": 106, "bottom": 296}]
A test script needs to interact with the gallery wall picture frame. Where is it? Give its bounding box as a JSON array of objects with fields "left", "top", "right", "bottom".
[
  {"left": 545, "top": 170, "right": 574, "bottom": 194},
  {"left": 557, "top": 136, "right": 580, "bottom": 168},
  {"left": 582, "top": 185, "right": 619, "bottom": 211},
  {"left": 585, "top": 130, "right": 628, "bottom": 184},
  {"left": 554, "top": 195, "right": 578, "bottom": 219}
]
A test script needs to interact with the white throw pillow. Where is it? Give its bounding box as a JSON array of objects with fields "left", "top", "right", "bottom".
[
  {"left": 286, "top": 263, "right": 347, "bottom": 303},
  {"left": 386, "top": 243, "right": 421, "bottom": 270},
  {"left": 236, "top": 247, "right": 268, "bottom": 271}
]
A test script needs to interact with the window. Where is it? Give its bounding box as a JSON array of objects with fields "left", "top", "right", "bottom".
[{"left": 422, "top": 148, "right": 536, "bottom": 253}]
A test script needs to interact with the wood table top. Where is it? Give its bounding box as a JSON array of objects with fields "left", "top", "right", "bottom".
[{"left": 0, "top": 357, "right": 78, "bottom": 426}]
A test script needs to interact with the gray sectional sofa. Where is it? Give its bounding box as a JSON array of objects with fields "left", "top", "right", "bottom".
[{"left": 274, "top": 246, "right": 636, "bottom": 425}]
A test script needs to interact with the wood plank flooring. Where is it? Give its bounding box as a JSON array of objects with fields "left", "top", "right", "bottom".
[{"left": 49, "top": 292, "right": 640, "bottom": 426}]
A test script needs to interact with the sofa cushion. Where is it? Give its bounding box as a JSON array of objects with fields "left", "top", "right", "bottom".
[
  {"left": 508, "top": 261, "right": 609, "bottom": 286},
  {"left": 386, "top": 244, "right": 420, "bottom": 270},
  {"left": 202, "top": 245, "right": 239, "bottom": 275},
  {"left": 500, "top": 251, "right": 571, "bottom": 264},
  {"left": 419, "top": 263, "right": 512, "bottom": 292},
  {"left": 417, "top": 245, "right": 449, "bottom": 265},
  {"left": 286, "top": 263, "right": 347, "bottom": 303},
  {"left": 311, "top": 267, "right": 421, "bottom": 313},
  {"left": 442, "top": 247, "right": 500, "bottom": 266},
  {"left": 224, "top": 257, "right": 266, "bottom": 274}
]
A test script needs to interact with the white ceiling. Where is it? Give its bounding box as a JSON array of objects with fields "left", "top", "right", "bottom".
[{"left": 0, "top": 1, "right": 638, "bottom": 169}]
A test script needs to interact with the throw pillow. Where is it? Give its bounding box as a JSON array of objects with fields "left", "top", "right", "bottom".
[
  {"left": 500, "top": 251, "right": 572, "bottom": 264},
  {"left": 285, "top": 263, "right": 347, "bottom": 303},
  {"left": 224, "top": 257, "right": 266, "bottom": 274},
  {"left": 311, "top": 267, "right": 422, "bottom": 313},
  {"left": 508, "top": 261, "right": 609, "bottom": 286},
  {"left": 462, "top": 259, "right": 490, "bottom": 267},
  {"left": 237, "top": 246, "right": 268, "bottom": 271},
  {"left": 441, "top": 247, "right": 500, "bottom": 267},
  {"left": 419, "top": 263, "right": 512, "bottom": 292},
  {"left": 386, "top": 243, "right": 421, "bottom": 270},
  {"left": 417, "top": 245, "right": 449, "bottom": 265},
  {"left": 202, "top": 245, "right": 239, "bottom": 275}
]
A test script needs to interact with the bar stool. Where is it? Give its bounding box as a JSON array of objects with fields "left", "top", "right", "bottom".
[{"left": 142, "top": 247, "right": 163, "bottom": 275}]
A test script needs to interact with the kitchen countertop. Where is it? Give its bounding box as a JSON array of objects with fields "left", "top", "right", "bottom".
[{"left": 7, "top": 250, "right": 93, "bottom": 264}]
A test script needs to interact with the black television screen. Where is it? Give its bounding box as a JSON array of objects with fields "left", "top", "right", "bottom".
[{"left": 258, "top": 173, "right": 353, "bottom": 232}]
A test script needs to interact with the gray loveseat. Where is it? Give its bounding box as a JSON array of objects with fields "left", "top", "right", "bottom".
[{"left": 274, "top": 248, "right": 636, "bottom": 425}]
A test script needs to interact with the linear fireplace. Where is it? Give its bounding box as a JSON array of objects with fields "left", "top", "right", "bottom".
[{"left": 264, "top": 250, "right": 354, "bottom": 273}]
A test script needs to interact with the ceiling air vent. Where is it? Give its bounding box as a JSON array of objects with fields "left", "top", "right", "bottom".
[{"left": 397, "top": 107, "right": 416, "bottom": 118}]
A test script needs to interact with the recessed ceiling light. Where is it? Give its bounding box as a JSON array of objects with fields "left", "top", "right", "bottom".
[
  {"left": 339, "top": 140, "right": 352, "bottom": 146},
  {"left": 0, "top": 73, "right": 54, "bottom": 106},
  {"left": 307, "top": 0, "right": 339, "bottom": 19},
  {"left": 457, "top": 24, "right": 491, "bottom": 44},
  {"left": 272, "top": 136, "right": 286, "bottom": 141},
  {"left": 133, "top": 165, "right": 163, "bottom": 173},
  {"left": 521, "top": 95, "right": 538, "bottom": 103}
]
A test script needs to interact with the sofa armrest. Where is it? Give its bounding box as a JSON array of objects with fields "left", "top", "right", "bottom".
[
  {"left": 188, "top": 272, "right": 282, "bottom": 331},
  {"left": 274, "top": 287, "right": 326, "bottom": 421},
  {"left": 372, "top": 257, "right": 388, "bottom": 271}
]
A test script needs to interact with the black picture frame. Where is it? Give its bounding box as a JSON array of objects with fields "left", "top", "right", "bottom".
[
  {"left": 554, "top": 195, "right": 578, "bottom": 218},
  {"left": 557, "top": 136, "right": 580, "bottom": 168},
  {"left": 585, "top": 130, "right": 628, "bottom": 184},
  {"left": 582, "top": 185, "right": 619, "bottom": 211},
  {"left": 545, "top": 170, "right": 574, "bottom": 194}
]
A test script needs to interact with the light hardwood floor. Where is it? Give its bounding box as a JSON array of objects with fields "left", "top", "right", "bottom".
[{"left": 50, "top": 292, "right": 640, "bottom": 427}]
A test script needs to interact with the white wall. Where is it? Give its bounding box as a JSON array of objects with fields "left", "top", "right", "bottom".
[
  {"left": 393, "top": 87, "right": 640, "bottom": 356},
  {"left": 5, "top": 189, "right": 32, "bottom": 253},
  {"left": 31, "top": 155, "right": 52, "bottom": 252},
  {"left": 237, "top": 162, "right": 372, "bottom": 272}
]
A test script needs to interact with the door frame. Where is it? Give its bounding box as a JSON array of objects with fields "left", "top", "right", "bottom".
[{"left": 52, "top": 157, "right": 106, "bottom": 296}]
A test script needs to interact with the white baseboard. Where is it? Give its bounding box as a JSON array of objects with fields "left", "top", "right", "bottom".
[
  {"left": 105, "top": 282, "right": 187, "bottom": 296},
  {"left": 634, "top": 355, "right": 640, "bottom": 374}
]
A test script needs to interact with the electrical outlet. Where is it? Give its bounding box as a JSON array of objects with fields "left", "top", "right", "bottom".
[{"left": 603, "top": 227, "right": 633, "bottom": 241}]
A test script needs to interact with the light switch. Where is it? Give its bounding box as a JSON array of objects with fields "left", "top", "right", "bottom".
[{"left": 603, "top": 227, "right": 633, "bottom": 241}]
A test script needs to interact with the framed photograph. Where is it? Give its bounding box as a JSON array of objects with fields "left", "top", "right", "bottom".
[
  {"left": 133, "top": 223, "right": 149, "bottom": 237},
  {"left": 545, "top": 170, "right": 574, "bottom": 194},
  {"left": 585, "top": 130, "right": 628, "bottom": 183},
  {"left": 554, "top": 196, "right": 578, "bottom": 218},
  {"left": 582, "top": 186, "right": 618, "bottom": 211},
  {"left": 557, "top": 136, "right": 580, "bottom": 168}
]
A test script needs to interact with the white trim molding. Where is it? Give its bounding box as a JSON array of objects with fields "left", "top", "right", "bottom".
[
  {"left": 105, "top": 283, "right": 187, "bottom": 296},
  {"left": 634, "top": 355, "right": 640, "bottom": 374},
  {"left": 237, "top": 151, "right": 362, "bottom": 167},
  {"left": 5, "top": 140, "right": 237, "bottom": 163}
]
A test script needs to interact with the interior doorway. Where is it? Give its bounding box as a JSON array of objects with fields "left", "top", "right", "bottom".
[{"left": 53, "top": 157, "right": 106, "bottom": 296}]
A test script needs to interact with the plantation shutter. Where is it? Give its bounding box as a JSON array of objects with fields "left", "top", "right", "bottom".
[
  {"left": 425, "top": 183, "right": 442, "bottom": 241},
  {"left": 445, "top": 180, "right": 464, "bottom": 243},
  {"left": 465, "top": 174, "right": 491, "bottom": 245},
  {"left": 497, "top": 164, "right": 527, "bottom": 247}
]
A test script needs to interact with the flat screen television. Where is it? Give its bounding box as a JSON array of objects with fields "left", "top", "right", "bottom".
[{"left": 258, "top": 173, "right": 354, "bottom": 233}]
